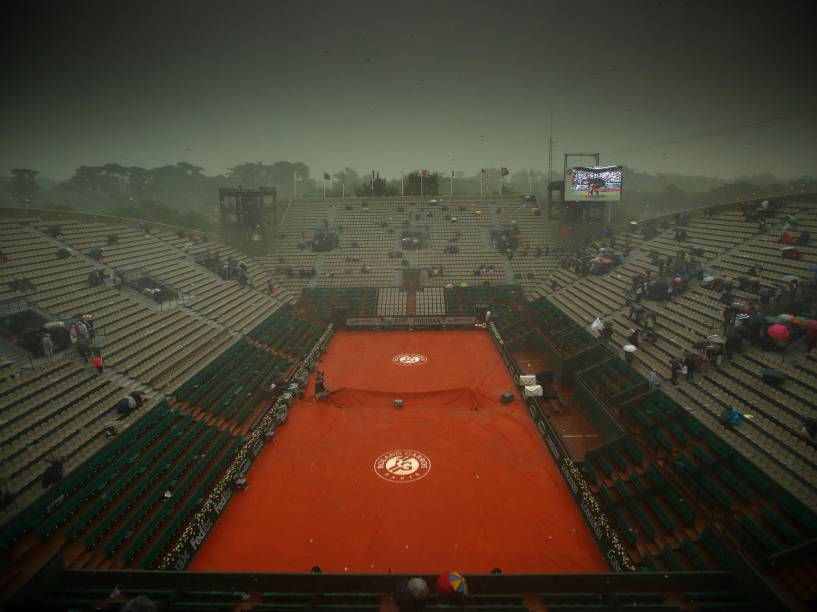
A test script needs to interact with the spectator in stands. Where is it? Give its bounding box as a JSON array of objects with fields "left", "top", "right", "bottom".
[
  {"left": 76, "top": 337, "right": 91, "bottom": 362},
  {"left": 41, "top": 333, "right": 54, "bottom": 359},
  {"left": 600, "top": 319, "right": 613, "bottom": 341},
  {"left": 802, "top": 418, "right": 817, "bottom": 443},
  {"left": 648, "top": 369, "right": 658, "bottom": 392},
  {"left": 41, "top": 456, "right": 66, "bottom": 488},
  {"left": 93, "top": 353, "right": 104, "bottom": 375},
  {"left": 782, "top": 246, "right": 803, "bottom": 260},
  {"left": 0, "top": 249, "right": 7, "bottom": 265},
  {"left": 0, "top": 481, "right": 14, "bottom": 510},
  {"left": 796, "top": 230, "right": 811, "bottom": 246},
  {"left": 683, "top": 353, "right": 696, "bottom": 381},
  {"left": 115, "top": 391, "right": 143, "bottom": 417},
  {"left": 314, "top": 371, "right": 327, "bottom": 399},
  {"left": 719, "top": 405, "right": 742, "bottom": 429},
  {"left": 670, "top": 358, "right": 680, "bottom": 385},
  {"left": 806, "top": 327, "right": 817, "bottom": 354}
]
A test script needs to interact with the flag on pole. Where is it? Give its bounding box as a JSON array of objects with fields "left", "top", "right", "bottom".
[
  {"left": 294, "top": 172, "right": 303, "bottom": 182},
  {"left": 323, "top": 172, "right": 331, "bottom": 181},
  {"left": 500, "top": 167, "right": 510, "bottom": 176},
  {"left": 481, "top": 168, "right": 486, "bottom": 175}
]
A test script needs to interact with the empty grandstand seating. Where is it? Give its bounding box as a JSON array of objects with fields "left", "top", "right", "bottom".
[{"left": 1, "top": 196, "right": 815, "bottom": 610}]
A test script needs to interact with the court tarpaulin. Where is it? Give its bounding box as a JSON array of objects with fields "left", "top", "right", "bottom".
[{"left": 190, "top": 331, "right": 606, "bottom": 574}]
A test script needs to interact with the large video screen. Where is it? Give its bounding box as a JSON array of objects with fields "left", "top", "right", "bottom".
[{"left": 564, "top": 165, "right": 623, "bottom": 202}]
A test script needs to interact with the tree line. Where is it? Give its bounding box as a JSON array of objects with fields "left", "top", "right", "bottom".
[{"left": 2, "top": 162, "right": 815, "bottom": 231}]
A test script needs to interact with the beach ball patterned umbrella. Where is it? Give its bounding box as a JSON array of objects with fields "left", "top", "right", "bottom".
[{"left": 436, "top": 572, "right": 468, "bottom": 596}]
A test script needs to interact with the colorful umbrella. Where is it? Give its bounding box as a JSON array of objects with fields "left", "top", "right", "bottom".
[
  {"left": 436, "top": 572, "right": 468, "bottom": 596},
  {"left": 767, "top": 324, "right": 790, "bottom": 341},
  {"left": 777, "top": 314, "right": 793, "bottom": 322}
]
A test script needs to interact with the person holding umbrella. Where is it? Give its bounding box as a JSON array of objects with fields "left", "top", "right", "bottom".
[
  {"left": 767, "top": 323, "right": 790, "bottom": 362},
  {"left": 670, "top": 357, "right": 681, "bottom": 385}
]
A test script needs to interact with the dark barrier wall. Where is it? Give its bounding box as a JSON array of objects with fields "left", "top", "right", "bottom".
[
  {"left": 573, "top": 360, "right": 627, "bottom": 444},
  {"left": 535, "top": 329, "right": 609, "bottom": 386},
  {"left": 574, "top": 379, "right": 626, "bottom": 443}
]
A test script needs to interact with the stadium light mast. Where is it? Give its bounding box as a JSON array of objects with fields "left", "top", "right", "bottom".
[{"left": 548, "top": 112, "right": 555, "bottom": 185}]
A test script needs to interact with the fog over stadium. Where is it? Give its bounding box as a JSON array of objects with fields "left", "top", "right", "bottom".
[
  {"left": 2, "top": 2, "right": 817, "bottom": 611},
  {"left": 2, "top": 0, "right": 816, "bottom": 185}
]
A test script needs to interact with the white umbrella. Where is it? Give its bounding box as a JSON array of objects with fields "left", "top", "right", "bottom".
[{"left": 624, "top": 344, "right": 638, "bottom": 353}]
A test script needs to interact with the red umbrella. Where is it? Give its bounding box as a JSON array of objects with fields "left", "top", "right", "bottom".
[
  {"left": 767, "top": 324, "right": 790, "bottom": 341},
  {"left": 804, "top": 319, "right": 817, "bottom": 331}
]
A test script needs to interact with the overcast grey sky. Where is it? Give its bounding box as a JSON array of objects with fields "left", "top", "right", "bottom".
[{"left": 2, "top": 0, "right": 816, "bottom": 180}]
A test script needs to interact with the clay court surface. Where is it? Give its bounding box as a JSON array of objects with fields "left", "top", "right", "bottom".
[{"left": 191, "top": 331, "right": 606, "bottom": 574}]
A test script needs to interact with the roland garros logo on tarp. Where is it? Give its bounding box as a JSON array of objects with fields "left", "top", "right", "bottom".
[
  {"left": 391, "top": 353, "right": 427, "bottom": 366},
  {"left": 374, "top": 450, "right": 431, "bottom": 483}
]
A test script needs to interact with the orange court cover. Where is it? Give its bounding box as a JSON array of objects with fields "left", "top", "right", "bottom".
[{"left": 191, "top": 331, "right": 606, "bottom": 574}]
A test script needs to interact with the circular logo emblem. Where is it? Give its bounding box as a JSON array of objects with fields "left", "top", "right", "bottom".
[
  {"left": 391, "top": 353, "right": 427, "bottom": 366},
  {"left": 374, "top": 450, "right": 431, "bottom": 483}
]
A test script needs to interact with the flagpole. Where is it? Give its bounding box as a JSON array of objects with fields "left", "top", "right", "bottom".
[
  {"left": 499, "top": 170, "right": 502, "bottom": 196},
  {"left": 528, "top": 172, "right": 532, "bottom": 195},
  {"left": 401, "top": 174, "right": 404, "bottom": 197},
  {"left": 323, "top": 179, "right": 326, "bottom": 199},
  {"left": 420, "top": 172, "right": 424, "bottom": 199},
  {"left": 293, "top": 171, "right": 297, "bottom": 200},
  {"left": 450, "top": 170, "right": 453, "bottom": 197}
]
